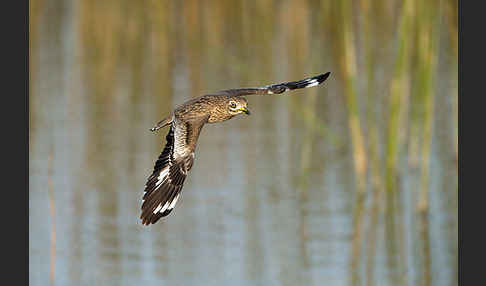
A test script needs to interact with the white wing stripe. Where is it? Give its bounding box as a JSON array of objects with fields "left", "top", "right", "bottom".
[
  {"left": 305, "top": 81, "right": 319, "bottom": 88},
  {"left": 153, "top": 203, "right": 162, "bottom": 214},
  {"left": 160, "top": 201, "right": 170, "bottom": 213},
  {"left": 156, "top": 167, "right": 169, "bottom": 185},
  {"left": 168, "top": 194, "right": 180, "bottom": 210},
  {"left": 154, "top": 167, "right": 170, "bottom": 191}
]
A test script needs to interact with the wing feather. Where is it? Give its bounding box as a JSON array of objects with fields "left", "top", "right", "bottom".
[
  {"left": 212, "top": 72, "right": 330, "bottom": 97},
  {"left": 141, "top": 116, "right": 207, "bottom": 225}
]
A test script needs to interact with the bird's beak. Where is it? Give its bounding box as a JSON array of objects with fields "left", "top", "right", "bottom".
[{"left": 240, "top": 107, "right": 251, "bottom": 115}]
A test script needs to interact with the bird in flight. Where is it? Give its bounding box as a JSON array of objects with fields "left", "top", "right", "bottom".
[{"left": 141, "top": 72, "right": 331, "bottom": 225}]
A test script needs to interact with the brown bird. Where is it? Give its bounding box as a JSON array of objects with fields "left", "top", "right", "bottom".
[{"left": 141, "top": 72, "right": 331, "bottom": 225}]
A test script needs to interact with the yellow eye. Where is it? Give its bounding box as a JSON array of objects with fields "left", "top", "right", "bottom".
[{"left": 229, "top": 102, "right": 237, "bottom": 108}]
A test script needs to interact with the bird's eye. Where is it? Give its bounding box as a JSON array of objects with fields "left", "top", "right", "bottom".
[{"left": 229, "top": 102, "right": 237, "bottom": 108}]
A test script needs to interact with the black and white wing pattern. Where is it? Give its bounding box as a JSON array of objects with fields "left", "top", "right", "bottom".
[
  {"left": 213, "top": 72, "right": 330, "bottom": 97},
  {"left": 141, "top": 116, "right": 207, "bottom": 225}
]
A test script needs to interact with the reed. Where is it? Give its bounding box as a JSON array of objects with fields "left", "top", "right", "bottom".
[
  {"left": 29, "top": 0, "right": 45, "bottom": 135},
  {"left": 415, "top": 1, "right": 441, "bottom": 285},
  {"left": 321, "top": 1, "right": 368, "bottom": 284},
  {"left": 149, "top": 0, "right": 174, "bottom": 114},
  {"left": 359, "top": 0, "right": 387, "bottom": 285},
  {"left": 445, "top": 0, "right": 458, "bottom": 169},
  {"left": 287, "top": 1, "right": 313, "bottom": 280},
  {"left": 445, "top": 3, "right": 459, "bottom": 281},
  {"left": 296, "top": 88, "right": 316, "bottom": 272},
  {"left": 48, "top": 152, "right": 56, "bottom": 286},
  {"left": 29, "top": 0, "right": 43, "bottom": 98},
  {"left": 383, "top": 0, "right": 416, "bottom": 284},
  {"left": 445, "top": 0, "right": 458, "bottom": 61}
]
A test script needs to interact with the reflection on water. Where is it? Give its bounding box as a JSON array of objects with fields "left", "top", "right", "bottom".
[{"left": 29, "top": 0, "right": 457, "bottom": 285}]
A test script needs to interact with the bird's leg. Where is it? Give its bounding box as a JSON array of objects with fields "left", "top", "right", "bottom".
[{"left": 150, "top": 115, "right": 173, "bottom": 132}]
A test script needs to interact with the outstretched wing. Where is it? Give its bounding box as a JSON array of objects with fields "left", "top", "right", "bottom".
[
  {"left": 212, "top": 72, "right": 330, "bottom": 97},
  {"left": 141, "top": 115, "right": 208, "bottom": 225}
]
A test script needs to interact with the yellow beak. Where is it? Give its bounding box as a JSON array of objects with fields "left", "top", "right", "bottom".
[{"left": 240, "top": 107, "right": 251, "bottom": 115}]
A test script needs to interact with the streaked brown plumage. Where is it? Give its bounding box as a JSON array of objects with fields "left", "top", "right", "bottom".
[{"left": 141, "top": 72, "right": 330, "bottom": 225}]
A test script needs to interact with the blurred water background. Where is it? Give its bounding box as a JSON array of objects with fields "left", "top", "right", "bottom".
[{"left": 29, "top": 0, "right": 458, "bottom": 285}]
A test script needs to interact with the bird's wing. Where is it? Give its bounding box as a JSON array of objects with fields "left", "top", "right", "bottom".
[
  {"left": 212, "top": 72, "right": 330, "bottom": 97},
  {"left": 141, "top": 115, "right": 208, "bottom": 225}
]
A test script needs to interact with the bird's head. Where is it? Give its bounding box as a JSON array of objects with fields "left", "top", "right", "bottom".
[{"left": 227, "top": 97, "right": 250, "bottom": 116}]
